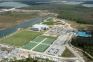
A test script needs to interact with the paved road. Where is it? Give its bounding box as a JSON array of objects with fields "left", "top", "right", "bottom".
[
  {"left": 44, "top": 19, "right": 85, "bottom": 62},
  {"left": 45, "top": 33, "right": 72, "bottom": 56},
  {"left": 66, "top": 45, "right": 85, "bottom": 62},
  {"left": 0, "top": 18, "right": 85, "bottom": 62}
]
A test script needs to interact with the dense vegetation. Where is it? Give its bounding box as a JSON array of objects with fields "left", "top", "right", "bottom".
[
  {"left": 84, "top": 1, "right": 93, "bottom": 4},
  {"left": 71, "top": 37, "right": 93, "bottom": 54},
  {"left": 23, "top": 4, "right": 93, "bottom": 24},
  {"left": 1, "top": 3, "right": 93, "bottom": 28},
  {"left": 57, "top": 5, "right": 93, "bottom": 24},
  {"left": 71, "top": 34, "right": 93, "bottom": 60}
]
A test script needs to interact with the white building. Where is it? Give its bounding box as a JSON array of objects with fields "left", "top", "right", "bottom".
[{"left": 32, "top": 24, "right": 49, "bottom": 31}]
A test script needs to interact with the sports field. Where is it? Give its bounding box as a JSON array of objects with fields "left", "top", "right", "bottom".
[
  {"left": 33, "top": 44, "right": 49, "bottom": 52},
  {"left": 0, "top": 30, "right": 56, "bottom": 52},
  {"left": 23, "top": 36, "right": 56, "bottom": 52},
  {"left": 0, "top": 31, "right": 42, "bottom": 47}
]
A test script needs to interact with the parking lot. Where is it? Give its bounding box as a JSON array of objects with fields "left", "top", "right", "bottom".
[
  {"left": 44, "top": 23, "right": 74, "bottom": 56},
  {"left": 45, "top": 34, "right": 70, "bottom": 56},
  {"left": 44, "top": 25, "right": 73, "bottom": 37}
]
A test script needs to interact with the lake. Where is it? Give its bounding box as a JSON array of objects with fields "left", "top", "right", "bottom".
[
  {"left": 82, "top": 4, "right": 93, "bottom": 7},
  {"left": 0, "top": 2, "right": 30, "bottom": 8},
  {"left": 62, "top": 1, "right": 83, "bottom": 5}
]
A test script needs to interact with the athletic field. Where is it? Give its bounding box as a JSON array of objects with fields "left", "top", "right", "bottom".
[
  {"left": 0, "top": 30, "right": 56, "bottom": 52},
  {"left": 23, "top": 36, "right": 56, "bottom": 52},
  {"left": 0, "top": 31, "right": 42, "bottom": 47}
]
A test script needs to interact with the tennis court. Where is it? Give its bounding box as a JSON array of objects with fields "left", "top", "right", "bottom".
[
  {"left": 33, "top": 44, "right": 49, "bottom": 52},
  {"left": 42, "top": 38, "right": 56, "bottom": 45},
  {"left": 32, "top": 36, "right": 45, "bottom": 43},
  {"left": 23, "top": 36, "right": 56, "bottom": 52},
  {"left": 23, "top": 42, "right": 37, "bottom": 50}
]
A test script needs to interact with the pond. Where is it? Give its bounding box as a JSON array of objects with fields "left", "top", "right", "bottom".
[{"left": 77, "top": 31, "right": 92, "bottom": 37}]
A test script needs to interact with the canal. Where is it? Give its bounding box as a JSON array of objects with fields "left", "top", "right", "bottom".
[{"left": 0, "top": 16, "right": 47, "bottom": 37}]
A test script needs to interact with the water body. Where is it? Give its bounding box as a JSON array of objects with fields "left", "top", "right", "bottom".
[
  {"left": 0, "top": 2, "right": 29, "bottom": 8},
  {"left": 77, "top": 31, "right": 92, "bottom": 37},
  {"left": 82, "top": 4, "right": 93, "bottom": 7},
  {"left": 62, "top": 1, "right": 83, "bottom": 5},
  {"left": 0, "top": 17, "right": 47, "bottom": 37}
]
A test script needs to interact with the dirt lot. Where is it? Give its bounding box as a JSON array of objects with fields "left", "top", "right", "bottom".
[{"left": 0, "top": 11, "right": 41, "bottom": 29}]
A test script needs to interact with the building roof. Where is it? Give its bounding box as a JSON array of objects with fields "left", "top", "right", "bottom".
[{"left": 32, "top": 24, "right": 48, "bottom": 28}]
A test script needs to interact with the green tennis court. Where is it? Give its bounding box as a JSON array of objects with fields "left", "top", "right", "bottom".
[
  {"left": 33, "top": 44, "right": 49, "bottom": 52},
  {"left": 32, "top": 36, "right": 44, "bottom": 43},
  {"left": 42, "top": 38, "right": 56, "bottom": 44},
  {"left": 22, "top": 35, "right": 57, "bottom": 52},
  {"left": 23, "top": 42, "right": 37, "bottom": 50}
]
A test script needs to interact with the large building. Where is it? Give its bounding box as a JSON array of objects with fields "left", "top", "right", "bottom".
[{"left": 32, "top": 24, "right": 49, "bottom": 31}]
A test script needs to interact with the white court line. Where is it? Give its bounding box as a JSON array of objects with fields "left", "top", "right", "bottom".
[
  {"left": 41, "top": 43, "right": 50, "bottom": 46},
  {"left": 31, "top": 38, "right": 47, "bottom": 51},
  {"left": 30, "top": 41, "right": 38, "bottom": 43},
  {"left": 30, "top": 41, "right": 50, "bottom": 46},
  {"left": 30, "top": 41, "right": 49, "bottom": 45},
  {"left": 22, "top": 36, "right": 42, "bottom": 47}
]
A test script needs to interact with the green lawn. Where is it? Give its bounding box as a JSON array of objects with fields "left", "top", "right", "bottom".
[
  {"left": 0, "top": 31, "right": 42, "bottom": 47},
  {"left": 33, "top": 44, "right": 49, "bottom": 52},
  {"left": 43, "top": 21, "right": 54, "bottom": 25},
  {"left": 42, "top": 18, "right": 54, "bottom": 25},
  {"left": 61, "top": 48, "right": 75, "bottom": 57}
]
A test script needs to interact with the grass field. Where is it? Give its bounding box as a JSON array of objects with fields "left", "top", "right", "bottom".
[
  {"left": 42, "top": 18, "right": 54, "bottom": 25},
  {"left": 23, "top": 36, "right": 56, "bottom": 52},
  {"left": 0, "top": 31, "right": 42, "bottom": 47},
  {"left": 61, "top": 48, "right": 75, "bottom": 57}
]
